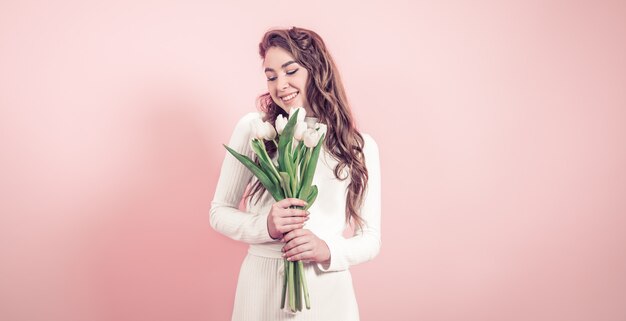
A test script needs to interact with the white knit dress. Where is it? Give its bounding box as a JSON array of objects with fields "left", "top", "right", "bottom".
[{"left": 210, "top": 112, "right": 381, "bottom": 321}]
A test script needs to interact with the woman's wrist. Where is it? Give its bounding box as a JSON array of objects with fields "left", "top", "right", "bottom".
[
  {"left": 267, "top": 219, "right": 281, "bottom": 240},
  {"left": 320, "top": 240, "right": 331, "bottom": 262}
]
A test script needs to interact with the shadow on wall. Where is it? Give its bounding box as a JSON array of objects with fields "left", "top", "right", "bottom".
[{"left": 78, "top": 87, "right": 244, "bottom": 321}]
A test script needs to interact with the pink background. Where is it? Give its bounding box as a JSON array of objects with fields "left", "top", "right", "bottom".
[{"left": 1, "top": 0, "right": 625, "bottom": 320}]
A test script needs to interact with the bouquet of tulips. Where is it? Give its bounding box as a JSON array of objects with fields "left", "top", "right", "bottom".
[{"left": 223, "top": 107, "right": 327, "bottom": 312}]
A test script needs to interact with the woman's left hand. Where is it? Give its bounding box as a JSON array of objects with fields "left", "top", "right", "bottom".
[{"left": 280, "top": 229, "right": 331, "bottom": 263}]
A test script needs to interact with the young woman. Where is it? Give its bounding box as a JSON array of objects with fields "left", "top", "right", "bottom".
[{"left": 210, "top": 26, "right": 381, "bottom": 321}]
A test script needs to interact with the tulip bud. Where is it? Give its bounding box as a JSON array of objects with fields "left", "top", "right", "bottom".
[
  {"left": 303, "top": 128, "right": 321, "bottom": 148},
  {"left": 293, "top": 121, "right": 307, "bottom": 141},
  {"left": 289, "top": 106, "right": 306, "bottom": 123},
  {"left": 275, "top": 114, "right": 288, "bottom": 135},
  {"left": 315, "top": 123, "right": 327, "bottom": 137}
]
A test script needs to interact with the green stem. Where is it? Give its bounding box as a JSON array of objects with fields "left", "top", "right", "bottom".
[
  {"left": 294, "top": 259, "right": 301, "bottom": 311},
  {"left": 298, "top": 260, "right": 311, "bottom": 309},
  {"left": 288, "top": 260, "right": 295, "bottom": 312},
  {"left": 281, "top": 259, "right": 288, "bottom": 309}
]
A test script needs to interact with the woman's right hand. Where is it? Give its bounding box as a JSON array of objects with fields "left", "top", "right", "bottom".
[{"left": 267, "top": 198, "right": 310, "bottom": 240}]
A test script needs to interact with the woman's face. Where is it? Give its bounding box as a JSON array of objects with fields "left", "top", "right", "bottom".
[{"left": 263, "top": 46, "right": 310, "bottom": 114}]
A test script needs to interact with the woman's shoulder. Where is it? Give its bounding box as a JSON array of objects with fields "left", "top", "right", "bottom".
[
  {"left": 237, "top": 110, "right": 263, "bottom": 123},
  {"left": 232, "top": 111, "right": 263, "bottom": 132},
  {"left": 360, "top": 133, "right": 379, "bottom": 153}
]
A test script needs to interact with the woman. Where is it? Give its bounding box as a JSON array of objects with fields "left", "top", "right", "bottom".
[{"left": 210, "top": 26, "right": 381, "bottom": 321}]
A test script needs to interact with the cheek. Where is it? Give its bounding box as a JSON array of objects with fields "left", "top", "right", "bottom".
[
  {"left": 300, "top": 72, "right": 309, "bottom": 87},
  {"left": 266, "top": 85, "right": 276, "bottom": 98},
  {"left": 269, "top": 93, "right": 282, "bottom": 106}
]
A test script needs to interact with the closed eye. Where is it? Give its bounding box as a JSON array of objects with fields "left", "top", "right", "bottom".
[{"left": 266, "top": 69, "right": 299, "bottom": 81}]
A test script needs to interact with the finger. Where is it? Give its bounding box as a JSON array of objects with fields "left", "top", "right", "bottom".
[
  {"left": 287, "top": 250, "right": 314, "bottom": 262},
  {"left": 277, "top": 223, "right": 305, "bottom": 234},
  {"left": 281, "top": 216, "right": 309, "bottom": 225},
  {"left": 287, "top": 208, "right": 310, "bottom": 217},
  {"left": 275, "top": 198, "right": 308, "bottom": 209},
  {"left": 280, "top": 228, "right": 308, "bottom": 243},
  {"left": 283, "top": 243, "right": 310, "bottom": 258},
  {"left": 282, "top": 235, "right": 309, "bottom": 252},
  {"left": 280, "top": 228, "right": 301, "bottom": 243}
]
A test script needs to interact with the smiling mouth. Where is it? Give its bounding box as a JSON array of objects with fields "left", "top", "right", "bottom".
[{"left": 280, "top": 92, "right": 298, "bottom": 102}]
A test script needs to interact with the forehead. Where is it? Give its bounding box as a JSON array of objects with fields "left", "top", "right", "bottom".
[{"left": 262, "top": 47, "right": 296, "bottom": 69}]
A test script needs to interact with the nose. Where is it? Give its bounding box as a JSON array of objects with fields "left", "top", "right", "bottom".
[{"left": 277, "top": 75, "right": 289, "bottom": 91}]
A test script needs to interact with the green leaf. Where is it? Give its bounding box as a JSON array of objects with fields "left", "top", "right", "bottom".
[
  {"left": 298, "top": 185, "right": 310, "bottom": 201},
  {"left": 278, "top": 109, "right": 300, "bottom": 151},
  {"left": 299, "top": 134, "right": 325, "bottom": 198},
  {"left": 298, "top": 143, "right": 307, "bottom": 166},
  {"left": 304, "top": 186, "right": 318, "bottom": 210},
  {"left": 223, "top": 144, "right": 283, "bottom": 201},
  {"left": 294, "top": 170, "right": 299, "bottom": 197},
  {"left": 293, "top": 141, "right": 304, "bottom": 168},
  {"left": 279, "top": 172, "right": 292, "bottom": 198},
  {"left": 250, "top": 139, "right": 282, "bottom": 185},
  {"left": 278, "top": 110, "right": 300, "bottom": 171},
  {"left": 301, "top": 148, "right": 312, "bottom": 184},
  {"left": 283, "top": 140, "right": 294, "bottom": 178},
  {"left": 259, "top": 161, "right": 284, "bottom": 199}
]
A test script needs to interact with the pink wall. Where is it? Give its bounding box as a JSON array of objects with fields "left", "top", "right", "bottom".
[{"left": 2, "top": 0, "right": 625, "bottom": 320}]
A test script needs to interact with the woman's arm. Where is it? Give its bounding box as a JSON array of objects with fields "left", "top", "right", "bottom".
[
  {"left": 209, "top": 112, "right": 275, "bottom": 244},
  {"left": 317, "top": 134, "right": 382, "bottom": 272}
]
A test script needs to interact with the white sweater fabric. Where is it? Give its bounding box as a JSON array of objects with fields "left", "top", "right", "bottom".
[{"left": 210, "top": 111, "right": 381, "bottom": 320}]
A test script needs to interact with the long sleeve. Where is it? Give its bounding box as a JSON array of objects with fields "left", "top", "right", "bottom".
[
  {"left": 317, "top": 134, "right": 382, "bottom": 272},
  {"left": 209, "top": 112, "right": 274, "bottom": 244}
]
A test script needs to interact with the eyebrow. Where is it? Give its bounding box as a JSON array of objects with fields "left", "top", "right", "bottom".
[{"left": 264, "top": 61, "right": 297, "bottom": 72}]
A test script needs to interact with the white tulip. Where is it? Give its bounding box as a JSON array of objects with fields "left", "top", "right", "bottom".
[
  {"left": 315, "top": 123, "right": 327, "bottom": 137},
  {"left": 275, "top": 114, "right": 288, "bottom": 135},
  {"left": 293, "top": 121, "right": 307, "bottom": 141},
  {"left": 303, "top": 128, "right": 321, "bottom": 148},
  {"left": 264, "top": 121, "right": 277, "bottom": 140},
  {"left": 289, "top": 106, "right": 306, "bottom": 123},
  {"left": 251, "top": 118, "right": 276, "bottom": 140}
]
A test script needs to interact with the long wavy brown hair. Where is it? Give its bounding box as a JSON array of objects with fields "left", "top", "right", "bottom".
[{"left": 245, "top": 26, "right": 368, "bottom": 231}]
